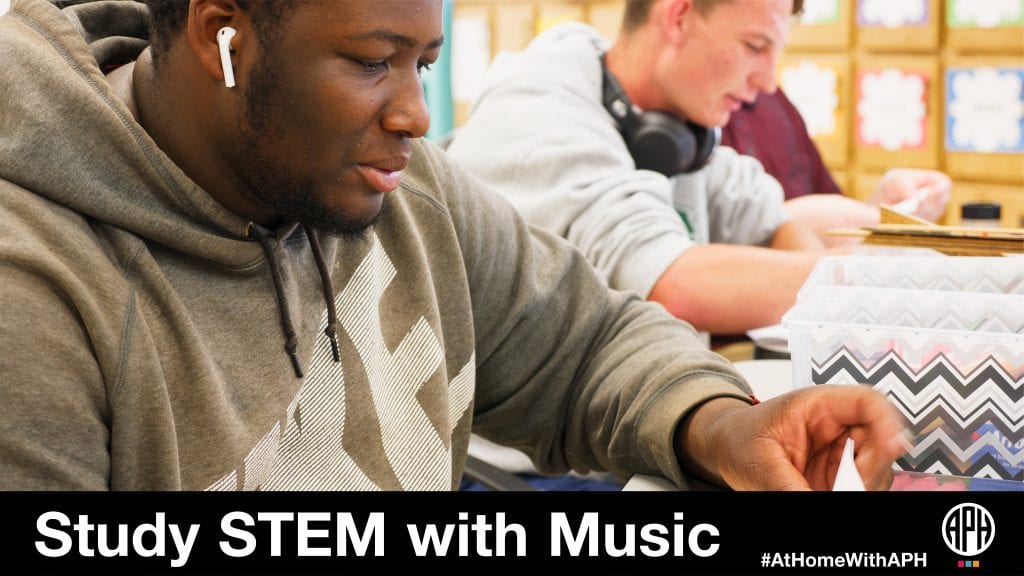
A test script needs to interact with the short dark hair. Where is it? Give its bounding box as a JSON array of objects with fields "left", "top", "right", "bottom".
[
  {"left": 622, "top": 0, "right": 805, "bottom": 33},
  {"left": 143, "top": 0, "right": 296, "bottom": 66}
]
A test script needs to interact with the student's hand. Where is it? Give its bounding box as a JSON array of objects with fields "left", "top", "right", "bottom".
[
  {"left": 869, "top": 168, "right": 952, "bottom": 222},
  {"left": 678, "top": 385, "right": 905, "bottom": 491}
]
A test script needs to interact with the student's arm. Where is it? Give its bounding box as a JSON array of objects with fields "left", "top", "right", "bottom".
[
  {"left": 784, "top": 194, "right": 881, "bottom": 248},
  {"left": 647, "top": 243, "right": 824, "bottom": 334},
  {"left": 769, "top": 218, "right": 828, "bottom": 251}
]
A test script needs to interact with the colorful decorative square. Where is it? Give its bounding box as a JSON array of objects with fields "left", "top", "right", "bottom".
[
  {"left": 858, "top": 0, "right": 929, "bottom": 28},
  {"left": 947, "top": 0, "right": 1024, "bottom": 28},
  {"left": 781, "top": 62, "right": 840, "bottom": 138},
  {"left": 799, "top": 0, "right": 840, "bottom": 24},
  {"left": 855, "top": 68, "right": 929, "bottom": 151},
  {"left": 945, "top": 67, "right": 1024, "bottom": 153}
]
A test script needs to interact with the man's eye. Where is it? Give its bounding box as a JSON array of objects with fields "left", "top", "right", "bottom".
[{"left": 356, "top": 59, "right": 388, "bottom": 72}]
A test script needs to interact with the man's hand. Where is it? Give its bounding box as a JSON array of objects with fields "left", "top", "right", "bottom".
[
  {"left": 870, "top": 168, "right": 952, "bottom": 222},
  {"left": 677, "top": 385, "right": 906, "bottom": 491}
]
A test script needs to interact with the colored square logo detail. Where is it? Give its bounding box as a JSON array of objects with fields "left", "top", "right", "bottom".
[
  {"left": 800, "top": 0, "right": 840, "bottom": 25},
  {"left": 858, "top": 0, "right": 930, "bottom": 27},
  {"left": 947, "top": 0, "right": 1024, "bottom": 28},
  {"left": 855, "top": 68, "right": 929, "bottom": 151},
  {"left": 945, "top": 67, "right": 1024, "bottom": 153}
]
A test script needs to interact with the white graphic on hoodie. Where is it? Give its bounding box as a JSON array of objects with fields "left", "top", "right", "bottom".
[{"left": 207, "top": 234, "right": 475, "bottom": 490}]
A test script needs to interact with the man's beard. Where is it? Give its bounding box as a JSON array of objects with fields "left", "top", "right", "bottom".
[{"left": 235, "top": 56, "right": 378, "bottom": 237}]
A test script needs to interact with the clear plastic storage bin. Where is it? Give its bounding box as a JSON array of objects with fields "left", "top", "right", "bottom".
[
  {"left": 784, "top": 284, "right": 1024, "bottom": 481},
  {"left": 797, "top": 255, "right": 1024, "bottom": 298}
]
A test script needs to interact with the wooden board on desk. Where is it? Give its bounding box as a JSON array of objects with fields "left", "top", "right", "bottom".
[
  {"left": 829, "top": 221, "right": 1024, "bottom": 256},
  {"left": 879, "top": 205, "right": 932, "bottom": 225}
]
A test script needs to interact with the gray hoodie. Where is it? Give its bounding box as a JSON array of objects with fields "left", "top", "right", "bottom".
[
  {"left": 0, "top": 0, "right": 750, "bottom": 490},
  {"left": 447, "top": 23, "right": 788, "bottom": 300}
]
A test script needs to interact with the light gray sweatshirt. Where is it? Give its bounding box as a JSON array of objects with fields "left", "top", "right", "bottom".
[
  {"left": 447, "top": 22, "right": 788, "bottom": 300},
  {"left": 0, "top": 0, "right": 751, "bottom": 490}
]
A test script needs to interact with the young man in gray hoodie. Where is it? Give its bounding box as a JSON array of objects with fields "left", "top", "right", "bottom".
[
  {"left": 447, "top": 0, "right": 951, "bottom": 336},
  {"left": 0, "top": 0, "right": 903, "bottom": 491}
]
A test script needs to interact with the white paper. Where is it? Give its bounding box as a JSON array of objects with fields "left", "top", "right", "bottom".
[
  {"left": 832, "top": 437, "right": 867, "bottom": 491},
  {"left": 746, "top": 323, "right": 790, "bottom": 356},
  {"left": 888, "top": 189, "right": 929, "bottom": 215},
  {"left": 746, "top": 323, "right": 788, "bottom": 344}
]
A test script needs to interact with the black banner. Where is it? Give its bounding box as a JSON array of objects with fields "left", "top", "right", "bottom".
[{"left": 2, "top": 490, "right": 1021, "bottom": 575}]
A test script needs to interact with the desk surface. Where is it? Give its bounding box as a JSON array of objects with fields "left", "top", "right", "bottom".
[{"left": 732, "top": 359, "right": 793, "bottom": 401}]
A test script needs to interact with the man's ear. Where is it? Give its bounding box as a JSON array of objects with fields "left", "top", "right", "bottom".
[
  {"left": 662, "top": 0, "right": 694, "bottom": 45},
  {"left": 186, "top": 0, "right": 245, "bottom": 87}
]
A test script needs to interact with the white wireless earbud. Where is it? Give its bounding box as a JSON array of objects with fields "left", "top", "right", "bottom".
[{"left": 217, "top": 26, "right": 237, "bottom": 88}]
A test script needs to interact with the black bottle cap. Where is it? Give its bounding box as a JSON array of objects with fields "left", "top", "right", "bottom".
[{"left": 961, "top": 202, "right": 1001, "bottom": 220}]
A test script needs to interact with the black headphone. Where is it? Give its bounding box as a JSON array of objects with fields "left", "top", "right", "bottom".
[{"left": 600, "top": 54, "right": 717, "bottom": 177}]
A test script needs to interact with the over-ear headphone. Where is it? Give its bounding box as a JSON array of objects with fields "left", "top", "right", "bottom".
[
  {"left": 217, "top": 26, "right": 237, "bottom": 88},
  {"left": 600, "top": 54, "right": 717, "bottom": 177}
]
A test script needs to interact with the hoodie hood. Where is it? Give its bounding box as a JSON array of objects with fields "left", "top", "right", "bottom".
[{"left": 0, "top": 0, "right": 258, "bottom": 267}]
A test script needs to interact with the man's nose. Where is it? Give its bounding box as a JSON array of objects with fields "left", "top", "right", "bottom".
[{"left": 383, "top": 72, "right": 431, "bottom": 139}]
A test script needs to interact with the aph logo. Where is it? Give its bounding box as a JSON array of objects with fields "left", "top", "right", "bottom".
[{"left": 942, "top": 503, "right": 995, "bottom": 557}]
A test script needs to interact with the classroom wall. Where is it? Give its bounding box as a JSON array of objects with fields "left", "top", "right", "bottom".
[
  {"left": 449, "top": 0, "right": 626, "bottom": 129},
  {"left": 448, "top": 0, "right": 1024, "bottom": 227}
]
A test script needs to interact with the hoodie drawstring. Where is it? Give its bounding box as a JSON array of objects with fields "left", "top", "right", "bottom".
[
  {"left": 246, "top": 223, "right": 341, "bottom": 378},
  {"left": 304, "top": 225, "right": 341, "bottom": 363}
]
